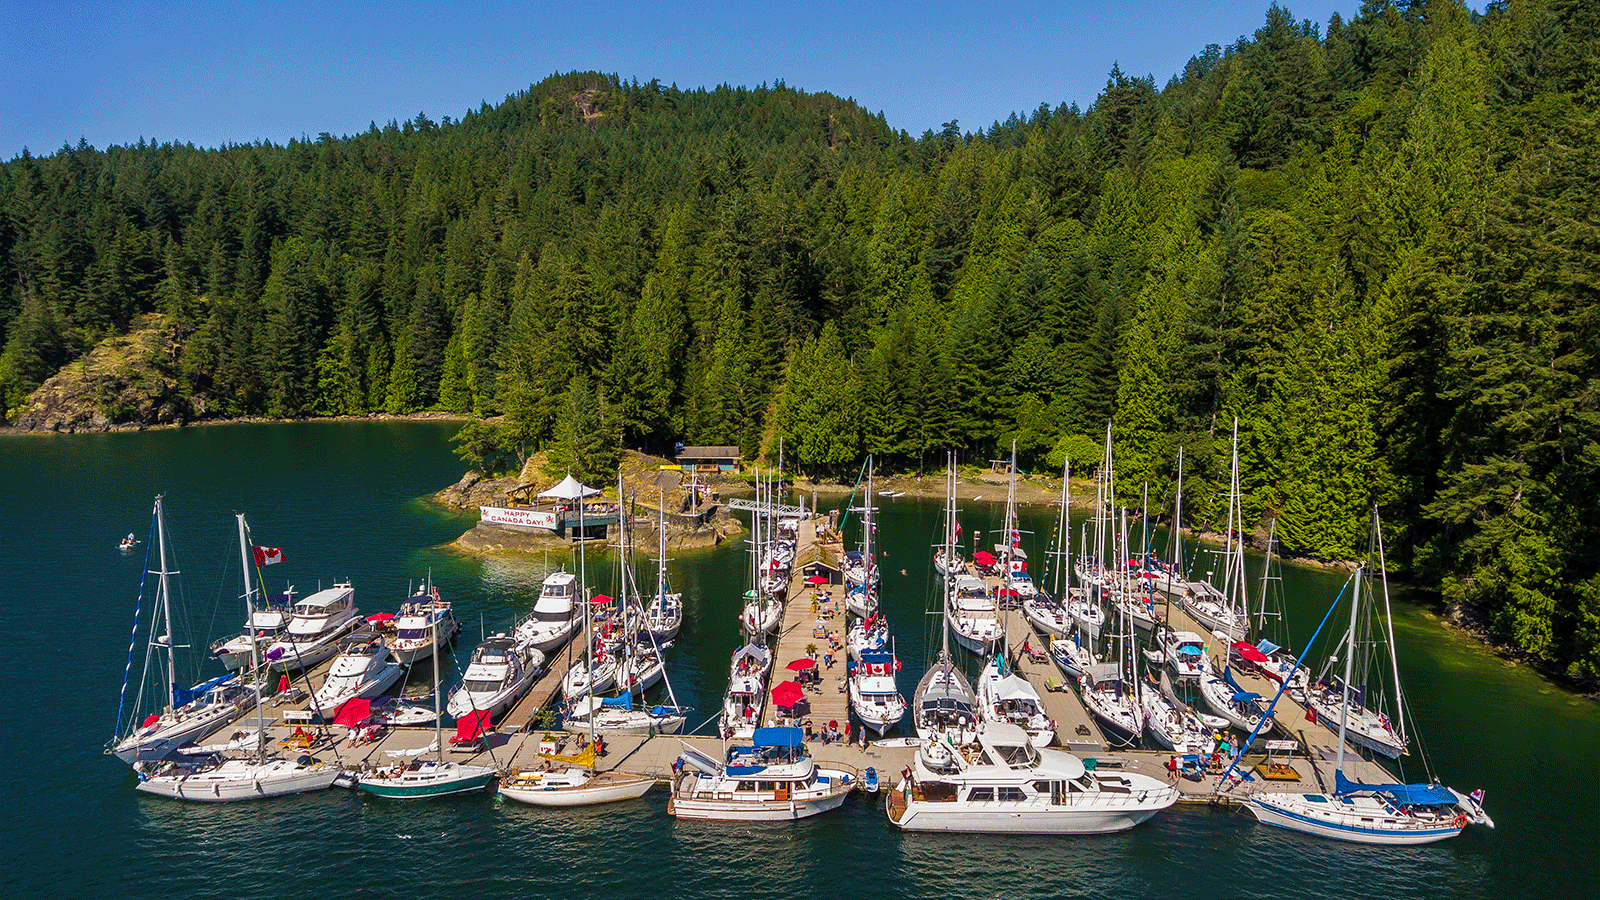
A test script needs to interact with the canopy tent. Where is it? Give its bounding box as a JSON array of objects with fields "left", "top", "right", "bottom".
[
  {"left": 771, "top": 681, "right": 806, "bottom": 708},
  {"left": 1231, "top": 641, "right": 1270, "bottom": 664},
  {"left": 452, "top": 710, "right": 492, "bottom": 744},
  {"left": 1335, "top": 771, "right": 1457, "bottom": 805},
  {"left": 751, "top": 726, "right": 804, "bottom": 748},
  {"left": 972, "top": 551, "right": 997, "bottom": 565},
  {"left": 538, "top": 474, "right": 602, "bottom": 501},
  {"left": 332, "top": 697, "right": 372, "bottom": 727}
]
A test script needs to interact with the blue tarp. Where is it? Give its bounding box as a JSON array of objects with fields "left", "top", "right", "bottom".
[
  {"left": 649, "top": 706, "right": 678, "bottom": 717},
  {"left": 171, "top": 672, "right": 236, "bottom": 709},
  {"left": 1256, "top": 639, "right": 1283, "bottom": 655},
  {"left": 751, "top": 726, "right": 804, "bottom": 748},
  {"left": 601, "top": 694, "right": 633, "bottom": 710},
  {"left": 1231, "top": 690, "right": 1263, "bottom": 703},
  {"left": 1178, "top": 645, "right": 1204, "bottom": 656},
  {"left": 1335, "top": 770, "right": 1456, "bottom": 806}
]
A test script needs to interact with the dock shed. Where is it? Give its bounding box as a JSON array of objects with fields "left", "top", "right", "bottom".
[{"left": 676, "top": 445, "right": 743, "bottom": 473}]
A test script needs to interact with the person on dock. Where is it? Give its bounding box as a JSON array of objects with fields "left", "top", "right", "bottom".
[{"left": 1167, "top": 756, "right": 1179, "bottom": 783}]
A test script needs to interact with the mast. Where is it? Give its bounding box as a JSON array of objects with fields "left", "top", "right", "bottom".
[
  {"left": 433, "top": 579, "right": 444, "bottom": 765},
  {"left": 1373, "top": 509, "right": 1407, "bottom": 746},
  {"left": 1335, "top": 564, "right": 1364, "bottom": 776},
  {"left": 579, "top": 483, "right": 595, "bottom": 767},
  {"left": 943, "top": 453, "right": 956, "bottom": 664},
  {"left": 1257, "top": 519, "right": 1277, "bottom": 634},
  {"left": 235, "top": 513, "right": 268, "bottom": 763},
  {"left": 1052, "top": 456, "right": 1070, "bottom": 599},
  {"left": 999, "top": 440, "right": 1018, "bottom": 662},
  {"left": 153, "top": 495, "right": 178, "bottom": 707},
  {"left": 1172, "top": 447, "right": 1185, "bottom": 582}
]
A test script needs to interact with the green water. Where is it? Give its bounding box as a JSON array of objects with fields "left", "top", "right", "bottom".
[{"left": 1, "top": 422, "right": 1594, "bottom": 900}]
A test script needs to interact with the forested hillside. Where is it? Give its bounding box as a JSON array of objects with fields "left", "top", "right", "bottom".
[{"left": 1, "top": 0, "right": 1595, "bottom": 677}]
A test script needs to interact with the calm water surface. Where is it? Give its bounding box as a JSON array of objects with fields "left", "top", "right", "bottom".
[{"left": 1, "top": 422, "right": 1594, "bottom": 900}]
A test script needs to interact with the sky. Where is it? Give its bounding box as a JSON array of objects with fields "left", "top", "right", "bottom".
[{"left": 1, "top": 0, "right": 1375, "bottom": 159}]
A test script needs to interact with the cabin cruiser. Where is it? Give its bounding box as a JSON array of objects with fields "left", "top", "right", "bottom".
[
  {"left": 310, "top": 631, "right": 407, "bottom": 716},
  {"left": 670, "top": 727, "right": 856, "bottom": 821},
  {"left": 210, "top": 590, "right": 295, "bottom": 671},
  {"left": 886, "top": 722, "right": 1177, "bottom": 833},
  {"left": 513, "top": 572, "right": 581, "bottom": 652},
  {"left": 389, "top": 589, "right": 460, "bottom": 665},
  {"left": 849, "top": 649, "right": 907, "bottom": 735},
  {"left": 946, "top": 575, "right": 1001, "bottom": 654},
  {"left": 447, "top": 634, "right": 544, "bottom": 720},
  {"left": 263, "top": 584, "right": 361, "bottom": 672},
  {"left": 1158, "top": 628, "right": 1211, "bottom": 679}
]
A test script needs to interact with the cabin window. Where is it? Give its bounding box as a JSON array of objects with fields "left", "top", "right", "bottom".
[
  {"left": 966, "top": 787, "right": 995, "bottom": 802},
  {"left": 997, "top": 787, "right": 1026, "bottom": 802},
  {"left": 736, "top": 781, "right": 756, "bottom": 792},
  {"left": 759, "top": 781, "right": 776, "bottom": 792}
]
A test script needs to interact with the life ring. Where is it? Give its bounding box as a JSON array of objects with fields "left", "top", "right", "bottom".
[{"left": 1452, "top": 814, "right": 1469, "bottom": 829}]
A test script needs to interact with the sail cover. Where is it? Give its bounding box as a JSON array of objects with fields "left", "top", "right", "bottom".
[
  {"left": 1335, "top": 770, "right": 1456, "bottom": 805},
  {"left": 600, "top": 693, "right": 633, "bottom": 710},
  {"left": 171, "top": 672, "right": 236, "bottom": 709}
]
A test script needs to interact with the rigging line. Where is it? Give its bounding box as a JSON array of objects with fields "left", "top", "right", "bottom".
[
  {"left": 113, "top": 502, "right": 159, "bottom": 740},
  {"left": 833, "top": 456, "right": 871, "bottom": 533}
]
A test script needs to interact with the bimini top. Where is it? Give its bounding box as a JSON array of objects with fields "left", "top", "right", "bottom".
[
  {"left": 751, "top": 726, "right": 804, "bottom": 748},
  {"left": 1335, "top": 771, "right": 1456, "bottom": 806}
]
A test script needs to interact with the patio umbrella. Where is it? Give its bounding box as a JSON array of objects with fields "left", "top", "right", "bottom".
[
  {"left": 804, "top": 575, "right": 827, "bottom": 585},
  {"left": 973, "top": 551, "right": 996, "bottom": 565},
  {"left": 366, "top": 612, "right": 395, "bottom": 622},
  {"left": 786, "top": 658, "right": 817, "bottom": 671},
  {"left": 771, "top": 681, "right": 806, "bottom": 708}
]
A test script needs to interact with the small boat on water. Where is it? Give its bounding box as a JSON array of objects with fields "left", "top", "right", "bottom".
[
  {"left": 670, "top": 727, "right": 856, "bottom": 821},
  {"left": 263, "top": 584, "right": 362, "bottom": 672},
  {"left": 119, "top": 533, "right": 140, "bottom": 551}
]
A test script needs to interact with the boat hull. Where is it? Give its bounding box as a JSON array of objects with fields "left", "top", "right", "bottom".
[
  {"left": 1245, "top": 797, "right": 1462, "bottom": 845},
  {"left": 889, "top": 794, "right": 1168, "bottom": 834},
  {"left": 500, "top": 773, "right": 654, "bottom": 807},
  {"left": 135, "top": 759, "right": 340, "bottom": 802},
  {"left": 356, "top": 767, "right": 495, "bottom": 799}
]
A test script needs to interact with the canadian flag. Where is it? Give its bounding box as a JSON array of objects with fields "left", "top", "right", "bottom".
[
  {"left": 1011, "top": 559, "right": 1027, "bottom": 573},
  {"left": 954, "top": 521, "right": 962, "bottom": 536},
  {"left": 252, "top": 546, "right": 286, "bottom": 567}
]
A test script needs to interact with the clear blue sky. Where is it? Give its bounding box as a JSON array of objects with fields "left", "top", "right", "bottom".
[{"left": 2, "top": 1, "right": 1372, "bottom": 159}]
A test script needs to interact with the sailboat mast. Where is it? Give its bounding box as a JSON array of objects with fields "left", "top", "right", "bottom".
[
  {"left": 1373, "top": 510, "right": 1407, "bottom": 745},
  {"left": 154, "top": 495, "right": 177, "bottom": 704},
  {"left": 235, "top": 513, "right": 268, "bottom": 762},
  {"left": 1257, "top": 520, "right": 1277, "bottom": 634},
  {"left": 943, "top": 454, "right": 955, "bottom": 663},
  {"left": 1335, "top": 564, "right": 1363, "bottom": 775},
  {"left": 1172, "top": 447, "right": 1185, "bottom": 581},
  {"left": 1052, "top": 457, "right": 1070, "bottom": 598}
]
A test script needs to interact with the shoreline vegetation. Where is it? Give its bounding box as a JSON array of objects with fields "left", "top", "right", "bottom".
[{"left": 4, "top": 5, "right": 1595, "bottom": 682}]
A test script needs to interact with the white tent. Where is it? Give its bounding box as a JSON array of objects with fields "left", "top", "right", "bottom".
[{"left": 537, "top": 474, "right": 601, "bottom": 501}]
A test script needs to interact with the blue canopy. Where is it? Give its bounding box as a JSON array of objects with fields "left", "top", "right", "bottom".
[
  {"left": 649, "top": 705, "right": 678, "bottom": 717},
  {"left": 601, "top": 693, "right": 633, "bottom": 710},
  {"left": 751, "top": 726, "right": 803, "bottom": 748},
  {"left": 172, "top": 672, "right": 236, "bottom": 709},
  {"left": 1177, "top": 645, "right": 1204, "bottom": 656},
  {"left": 1335, "top": 771, "right": 1456, "bottom": 806}
]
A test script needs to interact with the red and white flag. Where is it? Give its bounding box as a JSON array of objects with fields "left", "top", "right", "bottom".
[{"left": 252, "top": 546, "right": 286, "bottom": 567}]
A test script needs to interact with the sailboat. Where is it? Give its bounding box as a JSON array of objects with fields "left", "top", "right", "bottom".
[
  {"left": 1075, "top": 429, "right": 1140, "bottom": 746},
  {"left": 356, "top": 579, "right": 496, "bottom": 799},
  {"left": 645, "top": 487, "right": 684, "bottom": 640},
  {"left": 133, "top": 513, "right": 341, "bottom": 801},
  {"left": 1243, "top": 549, "right": 1494, "bottom": 844},
  {"left": 108, "top": 496, "right": 255, "bottom": 765},
  {"left": 975, "top": 444, "right": 1055, "bottom": 749},
  {"left": 945, "top": 457, "right": 1001, "bottom": 655},
  {"left": 843, "top": 460, "right": 881, "bottom": 619},
  {"left": 739, "top": 467, "right": 782, "bottom": 635},
  {"left": 502, "top": 501, "right": 658, "bottom": 807},
  {"left": 913, "top": 457, "right": 978, "bottom": 744}
]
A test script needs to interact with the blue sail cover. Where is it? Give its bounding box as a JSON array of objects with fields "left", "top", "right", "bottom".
[
  {"left": 751, "top": 726, "right": 804, "bottom": 748},
  {"left": 1335, "top": 770, "right": 1457, "bottom": 805},
  {"left": 601, "top": 693, "right": 633, "bottom": 710},
  {"left": 172, "top": 672, "right": 236, "bottom": 709}
]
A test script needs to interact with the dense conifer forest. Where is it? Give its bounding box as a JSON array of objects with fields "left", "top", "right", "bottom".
[{"left": 1, "top": 0, "right": 1595, "bottom": 676}]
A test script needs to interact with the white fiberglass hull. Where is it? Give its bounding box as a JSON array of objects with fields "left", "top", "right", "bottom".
[
  {"left": 890, "top": 800, "right": 1167, "bottom": 834},
  {"left": 136, "top": 758, "right": 340, "bottom": 802},
  {"left": 500, "top": 772, "right": 655, "bottom": 806},
  {"left": 311, "top": 661, "right": 406, "bottom": 716},
  {"left": 668, "top": 773, "right": 852, "bottom": 821},
  {"left": 1022, "top": 599, "right": 1071, "bottom": 637},
  {"left": 110, "top": 698, "right": 253, "bottom": 764},
  {"left": 1245, "top": 795, "right": 1462, "bottom": 845}
]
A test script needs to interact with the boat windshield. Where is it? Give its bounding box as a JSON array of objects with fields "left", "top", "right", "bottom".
[
  {"left": 463, "top": 679, "right": 503, "bottom": 693},
  {"left": 397, "top": 628, "right": 430, "bottom": 640}
]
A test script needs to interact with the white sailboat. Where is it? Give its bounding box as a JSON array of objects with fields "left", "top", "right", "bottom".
[
  {"left": 645, "top": 487, "right": 684, "bottom": 640},
  {"left": 133, "top": 513, "right": 340, "bottom": 801},
  {"left": 843, "top": 460, "right": 881, "bottom": 619},
  {"left": 108, "top": 497, "right": 255, "bottom": 764},
  {"left": 1244, "top": 550, "right": 1494, "bottom": 844},
  {"left": 913, "top": 457, "right": 979, "bottom": 744}
]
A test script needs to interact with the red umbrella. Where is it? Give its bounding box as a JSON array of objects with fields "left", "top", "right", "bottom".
[
  {"left": 1231, "top": 641, "right": 1270, "bottom": 664},
  {"left": 366, "top": 612, "right": 395, "bottom": 622},
  {"left": 973, "top": 551, "right": 996, "bottom": 565},
  {"left": 771, "top": 681, "right": 806, "bottom": 708},
  {"left": 804, "top": 575, "right": 827, "bottom": 585},
  {"left": 998, "top": 588, "right": 1020, "bottom": 597},
  {"left": 590, "top": 594, "right": 614, "bottom": 605},
  {"left": 786, "top": 658, "right": 817, "bottom": 671}
]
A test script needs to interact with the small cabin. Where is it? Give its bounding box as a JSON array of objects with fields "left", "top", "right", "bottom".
[{"left": 676, "top": 445, "right": 743, "bottom": 473}]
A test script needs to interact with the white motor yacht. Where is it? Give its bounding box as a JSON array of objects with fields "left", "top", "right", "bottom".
[
  {"left": 849, "top": 649, "right": 907, "bottom": 735},
  {"left": 389, "top": 590, "right": 460, "bottom": 665},
  {"left": 263, "top": 584, "right": 361, "bottom": 672},
  {"left": 210, "top": 591, "right": 295, "bottom": 671},
  {"left": 513, "top": 571, "right": 581, "bottom": 652},
  {"left": 1159, "top": 628, "right": 1212, "bottom": 679},
  {"left": 310, "top": 631, "right": 407, "bottom": 717},
  {"left": 886, "top": 722, "right": 1178, "bottom": 833},
  {"left": 670, "top": 728, "right": 856, "bottom": 821},
  {"left": 447, "top": 634, "right": 544, "bottom": 720}
]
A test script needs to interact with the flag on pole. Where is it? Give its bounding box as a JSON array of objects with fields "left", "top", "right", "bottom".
[{"left": 252, "top": 546, "right": 286, "bottom": 566}]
